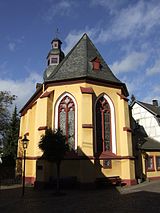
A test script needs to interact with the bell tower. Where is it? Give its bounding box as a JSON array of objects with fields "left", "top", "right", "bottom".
[
  {"left": 44, "top": 34, "right": 65, "bottom": 80},
  {"left": 47, "top": 38, "right": 64, "bottom": 66}
]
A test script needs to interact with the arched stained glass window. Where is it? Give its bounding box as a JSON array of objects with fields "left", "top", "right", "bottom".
[
  {"left": 96, "top": 96, "right": 111, "bottom": 153},
  {"left": 58, "top": 96, "right": 75, "bottom": 150}
]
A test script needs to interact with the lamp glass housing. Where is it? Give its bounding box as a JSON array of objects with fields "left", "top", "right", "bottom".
[{"left": 22, "top": 135, "right": 29, "bottom": 150}]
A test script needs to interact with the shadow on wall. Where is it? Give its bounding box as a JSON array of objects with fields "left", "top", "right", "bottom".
[
  {"left": 131, "top": 117, "right": 148, "bottom": 183},
  {"left": 35, "top": 146, "right": 122, "bottom": 190}
]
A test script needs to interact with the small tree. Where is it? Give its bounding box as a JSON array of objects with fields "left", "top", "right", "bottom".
[
  {"left": 3, "top": 106, "right": 20, "bottom": 161},
  {"left": 38, "top": 128, "right": 69, "bottom": 193},
  {"left": 0, "top": 91, "right": 16, "bottom": 141}
]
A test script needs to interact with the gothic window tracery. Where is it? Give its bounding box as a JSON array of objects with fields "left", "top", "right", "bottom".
[
  {"left": 96, "top": 96, "right": 111, "bottom": 153},
  {"left": 58, "top": 95, "right": 75, "bottom": 150}
]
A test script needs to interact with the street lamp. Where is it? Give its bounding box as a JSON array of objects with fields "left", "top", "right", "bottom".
[{"left": 21, "top": 135, "right": 29, "bottom": 196}]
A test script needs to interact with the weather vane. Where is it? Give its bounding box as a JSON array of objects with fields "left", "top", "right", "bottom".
[{"left": 55, "top": 28, "right": 60, "bottom": 38}]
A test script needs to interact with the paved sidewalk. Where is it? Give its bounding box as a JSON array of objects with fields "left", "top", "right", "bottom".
[
  {"left": 119, "top": 179, "right": 160, "bottom": 194},
  {"left": 1, "top": 181, "right": 160, "bottom": 213}
]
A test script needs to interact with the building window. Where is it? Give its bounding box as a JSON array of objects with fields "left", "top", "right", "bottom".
[
  {"left": 58, "top": 95, "right": 75, "bottom": 150},
  {"left": 156, "top": 156, "right": 160, "bottom": 171},
  {"left": 51, "top": 57, "right": 58, "bottom": 64},
  {"left": 147, "top": 156, "right": 155, "bottom": 171},
  {"left": 103, "top": 160, "right": 112, "bottom": 169},
  {"left": 53, "top": 42, "right": 58, "bottom": 48},
  {"left": 96, "top": 96, "right": 111, "bottom": 153}
]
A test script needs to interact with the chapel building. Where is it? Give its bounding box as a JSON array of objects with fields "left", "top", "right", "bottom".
[{"left": 18, "top": 34, "right": 136, "bottom": 186}]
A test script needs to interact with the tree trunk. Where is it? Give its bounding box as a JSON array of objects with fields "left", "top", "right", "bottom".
[{"left": 56, "top": 161, "right": 61, "bottom": 194}]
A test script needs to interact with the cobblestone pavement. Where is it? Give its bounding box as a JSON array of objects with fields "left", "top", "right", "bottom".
[{"left": 1, "top": 181, "right": 160, "bottom": 213}]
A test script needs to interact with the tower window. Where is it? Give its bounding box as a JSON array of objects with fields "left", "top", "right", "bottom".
[
  {"left": 53, "top": 42, "right": 58, "bottom": 48},
  {"left": 51, "top": 57, "right": 58, "bottom": 64}
]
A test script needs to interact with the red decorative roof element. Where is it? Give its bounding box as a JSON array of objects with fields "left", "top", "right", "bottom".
[
  {"left": 80, "top": 86, "right": 94, "bottom": 94},
  {"left": 40, "top": 90, "right": 53, "bottom": 99},
  {"left": 91, "top": 57, "right": 101, "bottom": 71},
  {"left": 24, "top": 132, "right": 29, "bottom": 136},
  {"left": 82, "top": 124, "right": 93, "bottom": 128},
  {"left": 98, "top": 151, "right": 117, "bottom": 159},
  {"left": 123, "top": 127, "right": 132, "bottom": 132},
  {"left": 38, "top": 126, "right": 48, "bottom": 131},
  {"left": 117, "top": 92, "right": 129, "bottom": 101}
]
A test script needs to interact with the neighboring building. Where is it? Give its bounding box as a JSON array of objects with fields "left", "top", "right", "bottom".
[
  {"left": 131, "top": 100, "right": 160, "bottom": 182},
  {"left": 17, "top": 33, "right": 136, "bottom": 186}
]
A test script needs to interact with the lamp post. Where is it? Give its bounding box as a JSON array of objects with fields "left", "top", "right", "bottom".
[{"left": 21, "top": 135, "right": 29, "bottom": 196}]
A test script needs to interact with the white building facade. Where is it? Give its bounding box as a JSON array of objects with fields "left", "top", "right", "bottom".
[{"left": 132, "top": 100, "right": 160, "bottom": 142}]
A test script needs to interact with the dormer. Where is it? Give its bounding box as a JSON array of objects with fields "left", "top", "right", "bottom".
[{"left": 91, "top": 57, "right": 101, "bottom": 71}]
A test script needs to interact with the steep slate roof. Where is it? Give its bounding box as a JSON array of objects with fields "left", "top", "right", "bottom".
[
  {"left": 138, "top": 101, "right": 160, "bottom": 116},
  {"left": 20, "top": 34, "right": 129, "bottom": 114},
  {"left": 140, "top": 137, "right": 160, "bottom": 151},
  {"left": 132, "top": 100, "right": 160, "bottom": 116},
  {"left": 44, "top": 33, "right": 128, "bottom": 96}
]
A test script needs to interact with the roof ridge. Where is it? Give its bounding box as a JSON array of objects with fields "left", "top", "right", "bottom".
[
  {"left": 135, "top": 100, "right": 160, "bottom": 116},
  {"left": 138, "top": 100, "right": 159, "bottom": 108}
]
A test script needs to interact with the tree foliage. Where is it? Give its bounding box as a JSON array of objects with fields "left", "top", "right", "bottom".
[
  {"left": 3, "top": 106, "right": 20, "bottom": 160},
  {"left": 0, "top": 91, "right": 18, "bottom": 165},
  {"left": 39, "top": 128, "right": 69, "bottom": 193},
  {"left": 0, "top": 91, "right": 16, "bottom": 139},
  {"left": 39, "top": 128, "right": 68, "bottom": 163}
]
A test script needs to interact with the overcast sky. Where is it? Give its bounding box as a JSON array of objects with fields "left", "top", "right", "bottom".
[{"left": 0, "top": 0, "right": 160, "bottom": 110}]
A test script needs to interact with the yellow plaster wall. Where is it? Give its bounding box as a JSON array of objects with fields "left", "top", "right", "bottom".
[
  {"left": 102, "top": 160, "right": 121, "bottom": 177},
  {"left": 18, "top": 82, "right": 135, "bottom": 183},
  {"left": 117, "top": 99, "right": 132, "bottom": 156},
  {"left": 25, "top": 159, "right": 36, "bottom": 178},
  {"left": 47, "top": 93, "right": 53, "bottom": 128},
  {"left": 82, "top": 93, "right": 92, "bottom": 124},
  {"left": 34, "top": 98, "right": 48, "bottom": 157},
  {"left": 27, "top": 107, "right": 36, "bottom": 156},
  {"left": 142, "top": 151, "right": 160, "bottom": 179},
  {"left": 82, "top": 128, "right": 93, "bottom": 156},
  {"left": 120, "top": 159, "right": 135, "bottom": 180}
]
